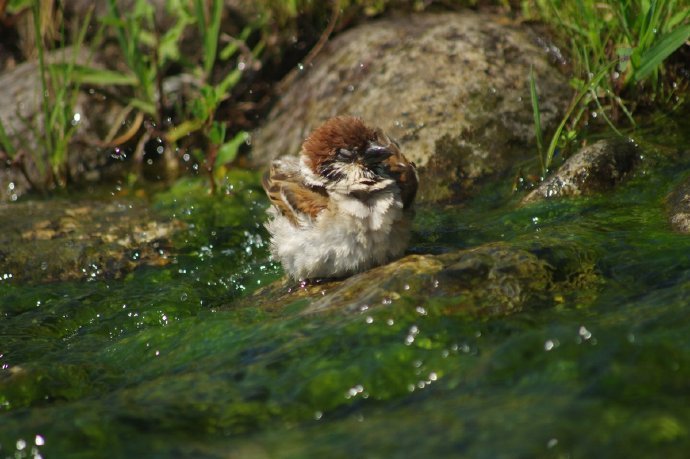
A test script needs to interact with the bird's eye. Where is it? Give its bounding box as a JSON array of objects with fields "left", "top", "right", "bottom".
[{"left": 336, "top": 148, "right": 355, "bottom": 161}]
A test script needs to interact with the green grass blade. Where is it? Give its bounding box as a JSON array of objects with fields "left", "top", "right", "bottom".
[
  {"left": 0, "top": 119, "right": 16, "bottom": 158},
  {"left": 106, "top": 0, "right": 130, "bottom": 64},
  {"left": 216, "top": 68, "right": 241, "bottom": 96},
  {"left": 220, "top": 26, "right": 252, "bottom": 61},
  {"left": 528, "top": 66, "right": 545, "bottom": 175},
  {"left": 205, "top": 0, "right": 223, "bottom": 75},
  {"left": 634, "top": 24, "right": 690, "bottom": 82},
  {"left": 589, "top": 88, "right": 623, "bottom": 136},
  {"left": 129, "top": 98, "right": 158, "bottom": 116},
  {"left": 214, "top": 131, "right": 247, "bottom": 168},
  {"left": 56, "top": 64, "right": 139, "bottom": 86},
  {"left": 165, "top": 119, "right": 205, "bottom": 144},
  {"left": 543, "top": 62, "right": 616, "bottom": 172},
  {"left": 667, "top": 7, "right": 690, "bottom": 29},
  {"left": 32, "top": 0, "right": 53, "bottom": 172},
  {"left": 194, "top": 0, "right": 207, "bottom": 41}
]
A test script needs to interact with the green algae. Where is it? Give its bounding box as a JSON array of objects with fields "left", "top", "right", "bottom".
[{"left": 3, "top": 130, "right": 690, "bottom": 458}]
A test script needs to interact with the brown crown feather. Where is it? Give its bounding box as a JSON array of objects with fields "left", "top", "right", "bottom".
[{"left": 301, "top": 116, "right": 379, "bottom": 172}]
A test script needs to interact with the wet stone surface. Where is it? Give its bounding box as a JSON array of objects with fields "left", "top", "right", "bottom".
[
  {"left": 0, "top": 196, "right": 184, "bottom": 283},
  {"left": 522, "top": 138, "right": 642, "bottom": 204},
  {"left": 667, "top": 173, "right": 690, "bottom": 233},
  {"left": 247, "top": 241, "right": 600, "bottom": 318}
]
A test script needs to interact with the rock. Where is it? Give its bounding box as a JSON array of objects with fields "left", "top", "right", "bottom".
[
  {"left": 246, "top": 241, "right": 599, "bottom": 317},
  {"left": 667, "top": 175, "right": 690, "bottom": 233},
  {"left": 0, "top": 167, "right": 31, "bottom": 203},
  {"left": 0, "top": 197, "right": 184, "bottom": 283},
  {"left": 250, "top": 11, "right": 570, "bottom": 202},
  {"left": 522, "top": 138, "right": 641, "bottom": 204}
]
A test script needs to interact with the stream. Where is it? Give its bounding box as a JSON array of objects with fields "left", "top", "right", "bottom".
[{"left": 1, "top": 110, "right": 690, "bottom": 457}]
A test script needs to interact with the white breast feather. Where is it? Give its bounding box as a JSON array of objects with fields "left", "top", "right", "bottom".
[{"left": 266, "top": 184, "right": 409, "bottom": 280}]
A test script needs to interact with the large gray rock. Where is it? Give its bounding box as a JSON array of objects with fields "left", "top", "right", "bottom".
[{"left": 250, "top": 11, "right": 570, "bottom": 202}]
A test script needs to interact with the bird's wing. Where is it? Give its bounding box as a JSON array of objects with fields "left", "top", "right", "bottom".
[
  {"left": 383, "top": 148, "right": 418, "bottom": 210},
  {"left": 262, "top": 158, "right": 329, "bottom": 226}
]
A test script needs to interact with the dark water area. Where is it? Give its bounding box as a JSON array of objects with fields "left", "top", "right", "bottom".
[{"left": 2, "top": 111, "right": 690, "bottom": 458}]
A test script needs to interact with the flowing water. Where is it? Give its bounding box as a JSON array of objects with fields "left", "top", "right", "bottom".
[{"left": 1, "top": 113, "right": 690, "bottom": 458}]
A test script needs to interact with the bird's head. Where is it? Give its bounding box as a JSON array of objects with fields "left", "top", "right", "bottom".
[{"left": 301, "top": 116, "right": 402, "bottom": 191}]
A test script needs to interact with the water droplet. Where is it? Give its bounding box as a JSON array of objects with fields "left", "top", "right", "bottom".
[{"left": 578, "top": 325, "right": 592, "bottom": 340}]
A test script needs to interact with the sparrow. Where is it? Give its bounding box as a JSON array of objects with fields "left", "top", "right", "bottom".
[{"left": 262, "top": 116, "right": 418, "bottom": 281}]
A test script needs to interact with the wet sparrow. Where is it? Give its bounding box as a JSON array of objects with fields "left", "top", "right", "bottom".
[{"left": 262, "top": 116, "right": 418, "bottom": 280}]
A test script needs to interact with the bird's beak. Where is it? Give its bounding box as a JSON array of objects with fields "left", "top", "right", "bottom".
[{"left": 363, "top": 144, "right": 392, "bottom": 165}]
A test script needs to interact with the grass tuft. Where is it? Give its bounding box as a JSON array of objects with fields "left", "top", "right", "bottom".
[{"left": 524, "top": 0, "right": 690, "bottom": 176}]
